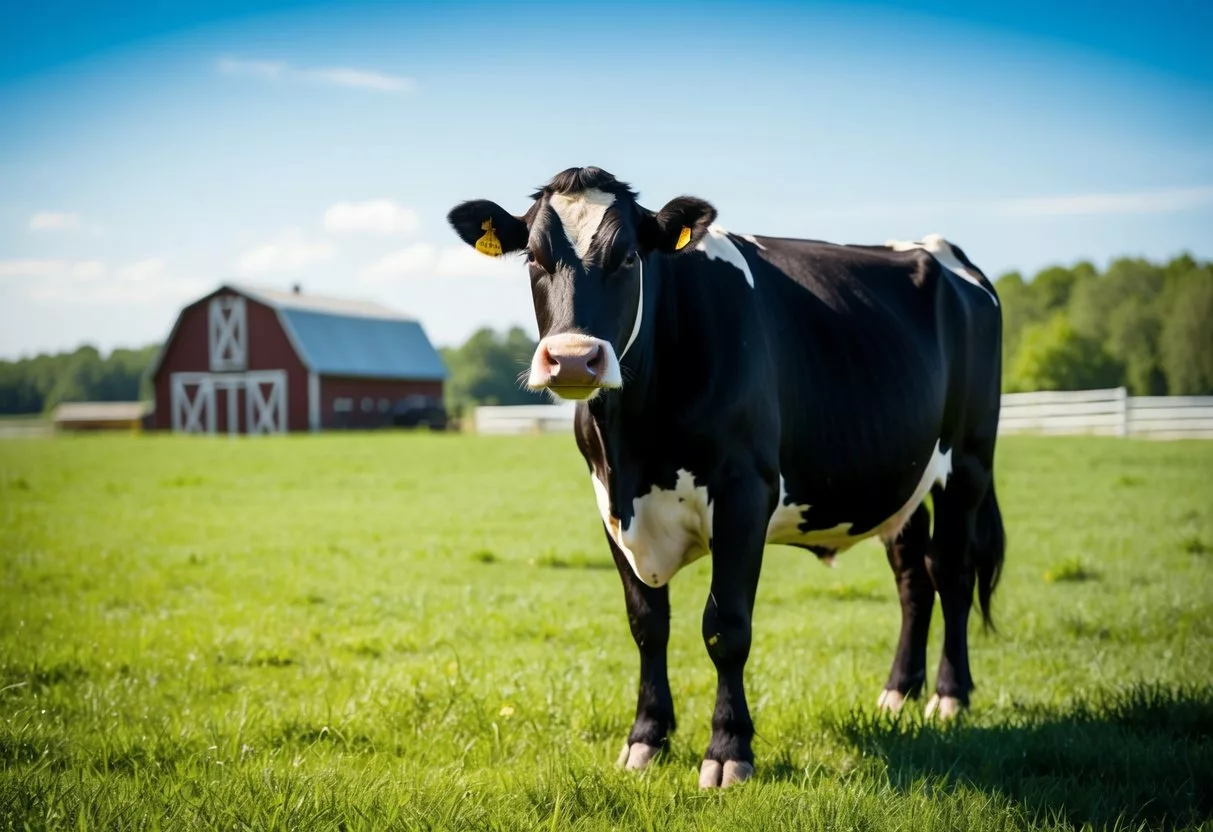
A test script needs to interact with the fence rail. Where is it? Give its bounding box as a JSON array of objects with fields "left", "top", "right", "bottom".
[
  {"left": 473, "top": 403, "right": 577, "bottom": 435},
  {"left": 472, "top": 388, "right": 1213, "bottom": 439}
]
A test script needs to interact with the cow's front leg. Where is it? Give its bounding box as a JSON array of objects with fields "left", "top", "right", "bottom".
[
  {"left": 604, "top": 528, "right": 675, "bottom": 770},
  {"left": 698, "top": 480, "right": 773, "bottom": 789}
]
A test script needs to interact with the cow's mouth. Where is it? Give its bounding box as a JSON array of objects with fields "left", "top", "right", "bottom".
[{"left": 547, "top": 384, "right": 603, "bottom": 401}]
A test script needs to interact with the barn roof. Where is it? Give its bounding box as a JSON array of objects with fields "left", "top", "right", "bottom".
[
  {"left": 147, "top": 283, "right": 449, "bottom": 381},
  {"left": 224, "top": 283, "right": 447, "bottom": 380}
]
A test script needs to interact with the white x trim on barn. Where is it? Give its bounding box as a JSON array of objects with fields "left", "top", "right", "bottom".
[
  {"left": 208, "top": 296, "right": 247, "bottom": 372},
  {"left": 170, "top": 374, "right": 216, "bottom": 434},
  {"left": 169, "top": 371, "right": 287, "bottom": 435}
]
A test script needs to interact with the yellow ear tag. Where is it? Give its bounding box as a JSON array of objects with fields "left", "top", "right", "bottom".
[
  {"left": 675, "top": 226, "right": 692, "bottom": 251},
  {"left": 475, "top": 219, "right": 503, "bottom": 257}
]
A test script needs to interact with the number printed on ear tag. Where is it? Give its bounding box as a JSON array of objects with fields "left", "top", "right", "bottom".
[{"left": 476, "top": 219, "right": 503, "bottom": 257}]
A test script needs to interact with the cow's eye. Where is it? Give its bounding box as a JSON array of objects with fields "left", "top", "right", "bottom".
[
  {"left": 525, "top": 250, "right": 536, "bottom": 264},
  {"left": 622, "top": 252, "right": 638, "bottom": 269}
]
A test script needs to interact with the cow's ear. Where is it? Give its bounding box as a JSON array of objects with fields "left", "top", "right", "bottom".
[
  {"left": 447, "top": 200, "right": 529, "bottom": 257},
  {"left": 638, "top": 196, "right": 717, "bottom": 254}
]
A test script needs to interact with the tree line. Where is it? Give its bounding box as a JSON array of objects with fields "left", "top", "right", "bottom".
[
  {"left": 996, "top": 252, "right": 1212, "bottom": 395},
  {"left": 0, "top": 344, "right": 159, "bottom": 416},
  {"left": 1, "top": 251, "right": 1209, "bottom": 416}
]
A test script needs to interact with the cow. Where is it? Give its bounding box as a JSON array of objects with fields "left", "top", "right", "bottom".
[{"left": 446, "top": 166, "right": 1006, "bottom": 789}]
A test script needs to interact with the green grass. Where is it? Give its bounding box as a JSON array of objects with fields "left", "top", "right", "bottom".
[{"left": 1, "top": 433, "right": 1211, "bottom": 831}]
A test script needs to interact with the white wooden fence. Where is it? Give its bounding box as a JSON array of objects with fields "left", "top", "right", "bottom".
[
  {"left": 472, "top": 388, "right": 1213, "bottom": 439},
  {"left": 999, "top": 387, "right": 1213, "bottom": 439},
  {"left": 473, "top": 403, "right": 577, "bottom": 435}
]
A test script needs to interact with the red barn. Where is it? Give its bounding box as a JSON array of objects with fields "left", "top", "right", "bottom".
[{"left": 146, "top": 283, "right": 448, "bottom": 434}]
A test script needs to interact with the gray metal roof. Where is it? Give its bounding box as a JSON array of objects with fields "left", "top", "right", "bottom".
[
  {"left": 228, "top": 284, "right": 448, "bottom": 381},
  {"left": 232, "top": 283, "right": 409, "bottom": 321},
  {"left": 278, "top": 307, "right": 448, "bottom": 380},
  {"left": 146, "top": 282, "right": 449, "bottom": 381}
]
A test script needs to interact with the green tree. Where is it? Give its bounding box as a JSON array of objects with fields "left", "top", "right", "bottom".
[
  {"left": 0, "top": 343, "right": 159, "bottom": 415},
  {"left": 440, "top": 326, "right": 547, "bottom": 417},
  {"left": 992, "top": 271, "right": 1039, "bottom": 368},
  {"left": 1007, "top": 312, "right": 1123, "bottom": 393},
  {"left": 1160, "top": 269, "right": 1213, "bottom": 395}
]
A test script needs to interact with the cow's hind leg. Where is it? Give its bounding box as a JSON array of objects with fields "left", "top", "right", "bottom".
[
  {"left": 605, "top": 529, "right": 675, "bottom": 770},
  {"left": 878, "top": 502, "right": 934, "bottom": 714},
  {"left": 924, "top": 454, "right": 1003, "bottom": 719}
]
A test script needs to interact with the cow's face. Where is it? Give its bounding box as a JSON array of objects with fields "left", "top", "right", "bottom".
[{"left": 448, "top": 167, "right": 716, "bottom": 401}]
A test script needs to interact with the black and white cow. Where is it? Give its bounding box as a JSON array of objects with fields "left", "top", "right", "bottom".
[{"left": 447, "top": 167, "right": 1006, "bottom": 789}]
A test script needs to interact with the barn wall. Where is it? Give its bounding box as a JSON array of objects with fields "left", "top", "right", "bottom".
[
  {"left": 152, "top": 290, "right": 309, "bottom": 432},
  {"left": 245, "top": 298, "right": 310, "bottom": 431},
  {"left": 320, "top": 376, "right": 443, "bottom": 429}
]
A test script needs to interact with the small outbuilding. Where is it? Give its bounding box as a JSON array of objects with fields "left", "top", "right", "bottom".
[
  {"left": 51, "top": 401, "right": 150, "bottom": 432},
  {"left": 146, "top": 283, "right": 448, "bottom": 435}
]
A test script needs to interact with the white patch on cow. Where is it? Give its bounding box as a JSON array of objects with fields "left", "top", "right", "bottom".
[
  {"left": 592, "top": 444, "right": 952, "bottom": 588},
  {"left": 549, "top": 189, "right": 616, "bottom": 259},
  {"left": 886, "top": 233, "right": 998, "bottom": 306},
  {"left": 619, "top": 259, "right": 643, "bottom": 360},
  {"left": 592, "top": 468, "right": 713, "bottom": 588},
  {"left": 741, "top": 234, "right": 766, "bottom": 250},
  {"left": 765, "top": 441, "right": 953, "bottom": 554},
  {"left": 694, "top": 224, "right": 754, "bottom": 288}
]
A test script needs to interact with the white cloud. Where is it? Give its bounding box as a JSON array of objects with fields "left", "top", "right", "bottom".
[
  {"left": 323, "top": 199, "right": 419, "bottom": 235},
  {"left": 28, "top": 212, "right": 81, "bottom": 231},
  {"left": 1, "top": 258, "right": 205, "bottom": 304},
  {"left": 0, "top": 259, "right": 68, "bottom": 277},
  {"left": 216, "top": 57, "right": 287, "bottom": 81},
  {"left": 216, "top": 56, "right": 415, "bottom": 93},
  {"left": 70, "top": 261, "right": 107, "bottom": 280},
  {"left": 236, "top": 229, "right": 336, "bottom": 275},
  {"left": 115, "top": 258, "right": 168, "bottom": 283},
  {"left": 361, "top": 243, "right": 521, "bottom": 284},
  {"left": 302, "top": 67, "right": 413, "bottom": 92},
  {"left": 998, "top": 185, "right": 1213, "bottom": 217}
]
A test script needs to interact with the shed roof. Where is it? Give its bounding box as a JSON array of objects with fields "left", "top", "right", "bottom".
[{"left": 52, "top": 401, "right": 149, "bottom": 422}]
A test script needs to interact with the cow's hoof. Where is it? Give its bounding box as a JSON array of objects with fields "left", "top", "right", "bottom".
[
  {"left": 876, "top": 688, "right": 907, "bottom": 714},
  {"left": 616, "top": 742, "right": 660, "bottom": 771},
  {"left": 698, "top": 759, "right": 754, "bottom": 789},
  {"left": 924, "top": 694, "right": 963, "bottom": 720}
]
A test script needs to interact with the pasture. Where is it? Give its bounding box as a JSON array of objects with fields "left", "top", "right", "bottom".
[{"left": 1, "top": 433, "right": 1211, "bottom": 831}]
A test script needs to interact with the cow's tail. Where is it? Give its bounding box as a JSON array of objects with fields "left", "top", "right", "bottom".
[{"left": 972, "top": 481, "right": 1006, "bottom": 632}]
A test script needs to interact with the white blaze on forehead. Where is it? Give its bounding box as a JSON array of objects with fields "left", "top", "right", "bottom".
[
  {"left": 695, "top": 224, "right": 754, "bottom": 288},
  {"left": 887, "top": 233, "right": 998, "bottom": 307},
  {"left": 548, "top": 189, "right": 616, "bottom": 259}
]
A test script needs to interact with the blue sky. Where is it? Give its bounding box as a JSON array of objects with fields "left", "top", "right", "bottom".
[{"left": 1, "top": 0, "right": 1211, "bottom": 359}]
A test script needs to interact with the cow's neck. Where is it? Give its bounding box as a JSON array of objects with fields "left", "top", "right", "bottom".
[{"left": 587, "top": 255, "right": 675, "bottom": 458}]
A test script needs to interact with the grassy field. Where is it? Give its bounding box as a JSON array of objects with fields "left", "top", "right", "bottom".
[{"left": 1, "top": 433, "right": 1211, "bottom": 831}]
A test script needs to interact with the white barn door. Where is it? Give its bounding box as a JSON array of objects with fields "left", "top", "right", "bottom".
[
  {"left": 245, "top": 371, "right": 287, "bottom": 435},
  {"left": 170, "top": 374, "right": 216, "bottom": 434}
]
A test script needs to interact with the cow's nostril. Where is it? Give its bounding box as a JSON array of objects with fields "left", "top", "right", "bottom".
[
  {"left": 541, "top": 347, "right": 559, "bottom": 371},
  {"left": 585, "top": 345, "right": 602, "bottom": 375}
]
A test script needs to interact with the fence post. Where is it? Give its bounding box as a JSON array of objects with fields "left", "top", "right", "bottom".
[{"left": 1116, "top": 386, "right": 1129, "bottom": 437}]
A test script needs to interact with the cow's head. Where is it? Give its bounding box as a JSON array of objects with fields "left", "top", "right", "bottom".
[{"left": 447, "top": 167, "right": 716, "bottom": 401}]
